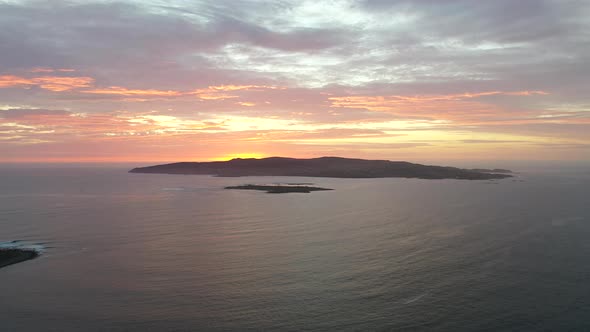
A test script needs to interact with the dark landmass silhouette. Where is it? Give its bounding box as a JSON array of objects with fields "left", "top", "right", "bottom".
[
  {"left": 0, "top": 248, "right": 39, "bottom": 269},
  {"left": 130, "top": 157, "right": 512, "bottom": 180},
  {"left": 225, "top": 184, "right": 333, "bottom": 194}
]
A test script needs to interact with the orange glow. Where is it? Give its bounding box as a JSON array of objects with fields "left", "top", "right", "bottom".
[
  {"left": 1, "top": 72, "right": 587, "bottom": 163},
  {"left": 216, "top": 152, "right": 266, "bottom": 160},
  {"left": 0, "top": 74, "right": 94, "bottom": 91},
  {"left": 194, "top": 92, "right": 239, "bottom": 100},
  {"left": 191, "top": 85, "right": 285, "bottom": 100},
  {"left": 329, "top": 90, "right": 549, "bottom": 109},
  {"left": 0, "top": 75, "right": 34, "bottom": 88},
  {"left": 207, "top": 85, "right": 284, "bottom": 91},
  {"left": 82, "top": 86, "right": 184, "bottom": 97},
  {"left": 0, "top": 72, "right": 285, "bottom": 101},
  {"left": 237, "top": 102, "right": 256, "bottom": 107},
  {"left": 328, "top": 90, "right": 550, "bottom": 122},
  {"left": 33, "top": 76, "right": 95, "bottom": 91},
  {"left": 79, "top": 84, "right": 284, "bottom": 100}
]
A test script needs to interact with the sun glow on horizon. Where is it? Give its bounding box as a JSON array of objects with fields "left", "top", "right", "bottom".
[{"left": 215, "top": 153, "right": 267, "bottom": 161}]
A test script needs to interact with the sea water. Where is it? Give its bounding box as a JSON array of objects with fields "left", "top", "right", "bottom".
[{"left": 1, "top": 163, "right": 589, "bottom": 331}]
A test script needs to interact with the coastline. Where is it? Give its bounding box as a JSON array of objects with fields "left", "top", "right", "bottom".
[{"left": 0, "top": 248, "right": 39, "bottom": 269}]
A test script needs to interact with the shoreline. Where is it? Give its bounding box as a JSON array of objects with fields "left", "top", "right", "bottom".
[{"left": 0, "top": 248, "right": 39, "bottom": 269}]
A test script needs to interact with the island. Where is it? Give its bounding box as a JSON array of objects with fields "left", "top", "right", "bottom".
[
  {"left": 0, "top": 248, "right": 39, "bottom": 269},
  {"left": 225, "top": 184, "right": 333, "bottom": 194},
  {"left": 130, "top": 157, "right": 512, "bottom": 180}
]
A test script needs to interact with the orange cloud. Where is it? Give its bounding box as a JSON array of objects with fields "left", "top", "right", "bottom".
[
  {"left": 79, "top": 84, "right": 284, "bottom": 100},
  {"left": 237, "top": 102, "right": 257, "bottom": 107},
  {"left": 330, "top": 90, "right": 548, "bottom": 110},
  {"left": 0, "top": 74, "right": 94, "bottom": 91},
  {"left": 0, "top": 71, "right": 285, "bottom": 101},
  {"left": 328, "top": 90, "right": 549, "bottom": 122},
  {"left": 191, "top": 85, "right": 286, "bottom": 100},
  {"left": 0, "top": 109, "right": 231, "bottom": 147},
  {"left": 0, "top": 75, "right": 32, "bottom": 88},
  {"left": 207, "top": 84, "right": 284, "bottom": 92},
  {"left": 32, "top": 76, "right": 95, "bottom": 91},
  {"left": 82, "top": 86, "right": 184, "bottom": 97}
]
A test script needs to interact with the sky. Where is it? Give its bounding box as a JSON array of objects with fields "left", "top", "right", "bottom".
[{"left": 0, "top": 0, "right": 589, "bottom": 163}]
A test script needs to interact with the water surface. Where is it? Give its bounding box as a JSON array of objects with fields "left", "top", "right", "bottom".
[{"left": 1, "top": 165, "right": 589, "bottom": 331}]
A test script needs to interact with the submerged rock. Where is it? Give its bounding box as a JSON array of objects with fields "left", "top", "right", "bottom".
[
  {"left": 0, "top": 248, "right": 39, "bottom": 269},
  {"left": 225, "top": 184, "right": 333, "bottom": 194}
]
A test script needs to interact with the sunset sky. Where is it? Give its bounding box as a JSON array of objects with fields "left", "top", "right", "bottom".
[{"left": 1, "top": 0, "right": 589, "bottom": 163}]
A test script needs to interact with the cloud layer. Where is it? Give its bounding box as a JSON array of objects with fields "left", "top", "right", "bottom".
[{"left": 0, "top": 0, "right": 588, "bottom": 162}]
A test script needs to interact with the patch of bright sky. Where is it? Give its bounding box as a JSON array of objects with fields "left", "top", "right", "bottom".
[
  {"left": 423, "top": 39, "right": 526, "bottom": 52},
  {"left": 0, "top": 104, "right": 40, "bottom": 110},
  {"left": 208, "top": 45, "right": 349, "bottom": 87},
  {"left": 272, "top": 0, "right": 419, "bottom": 31},
  {"left": 278, "top": 0, "right": 369, "bottom": 29},
  {"left": 210, "top": 44, "right": 427, "bottom": 87},
  {"left": 209, "top": 113, "right": 451, "bottom": 132},
  {"left": 287, "top": 130, "right": 554, "bottom": 146},
  {"left": 1, "top": 122, "right": 36, "bottom": 129},
  {"left": 124, "top": 0, "right": 418, "bottom": 33},
  {"left": 543, "top": 103, "right": 590, "bottom": 113},
  {"left": 213, "top": 115, "right": 306, "bottom": 132}
]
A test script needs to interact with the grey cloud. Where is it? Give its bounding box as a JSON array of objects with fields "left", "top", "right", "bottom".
[
  {"left": 1, "top": 0, "right": 589, "bottom": 127},
  {"left": 0, "top": 1, "right": 348, "bottom": 68},
  {"left": 0, "top": 108, "right": 71, "bottom": 119},
  {"left": 0, "top": 1, "right": 352, "bottom": 90},
  {"left": 360, "top": 0, "right": 584, "bottom": 43},
  {"left": 336, "top": 0, "right": 590, "bottom": 101}
]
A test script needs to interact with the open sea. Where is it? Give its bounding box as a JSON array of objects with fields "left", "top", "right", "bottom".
[{"left": 1, "top": 163, "right": 589, "bottom": 331}]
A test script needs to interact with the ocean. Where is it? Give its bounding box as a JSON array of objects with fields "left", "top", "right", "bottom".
[{"left": 1, "top": 163, "right": 589, "bottom": 331}]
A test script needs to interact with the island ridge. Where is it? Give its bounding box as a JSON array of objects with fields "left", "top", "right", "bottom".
[{"left": 130, "top": 156, "right": 512, "bottom": 180}]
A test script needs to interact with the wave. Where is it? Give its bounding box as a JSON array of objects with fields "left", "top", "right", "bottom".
[
  {"left": 0, "top": 240, "right": 46, "bottom": 253},
  {"left": 402, "top": 292, "right": 428, "bottom": 305}
]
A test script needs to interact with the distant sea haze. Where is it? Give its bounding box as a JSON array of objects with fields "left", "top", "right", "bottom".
[{"left": 1, "top": 164, "right": 589, "bottom": 331}]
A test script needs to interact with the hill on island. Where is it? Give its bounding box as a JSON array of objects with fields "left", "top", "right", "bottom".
[{"left": 129, "top": 157, "right": 512, "bottom": 180}]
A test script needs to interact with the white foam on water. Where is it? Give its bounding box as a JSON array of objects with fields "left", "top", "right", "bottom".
[
  {"left": 402, "top": 292, "right": 428, "bottom": 305},
  {"left": 0, "top": 240, "right": 46, "bottom": 253}
]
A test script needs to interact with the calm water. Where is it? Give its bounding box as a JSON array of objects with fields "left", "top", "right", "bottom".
[{"left": 1, "top": 164, "right": 589, "bottom": 331}]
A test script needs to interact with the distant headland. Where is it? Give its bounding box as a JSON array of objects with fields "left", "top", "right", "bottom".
[{"left": 130, "top": 157, "right": 512, "bottom": 180}]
